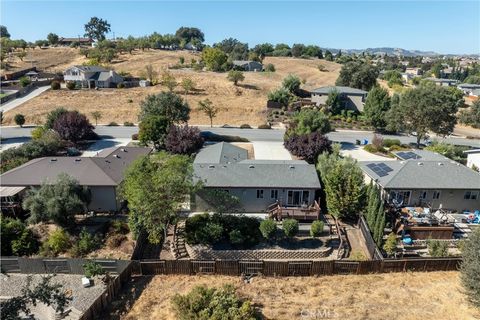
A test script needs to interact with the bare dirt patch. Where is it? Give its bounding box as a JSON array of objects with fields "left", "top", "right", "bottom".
[
  {"left": 122, "top": 271, "right": 479, "bottom": 320},
  {"left": 3, "top": 49, "right": 341, "bottom": 126}
]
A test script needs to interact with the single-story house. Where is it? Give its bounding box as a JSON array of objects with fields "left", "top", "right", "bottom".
[
  {"left": 464, "top": 149, "right": 480, "bottom": 170},
  {"left": 359, "top": 150, "right": 480, "bottom": 213},
  {"left": 193, "top": 142, "right": 321, "bottom": 217},
  {"left": 424, "top": 77, "right": 459, "bottom": 87},
  {"left": 58, "top": 37, "right": 93, "bottom": 47},
  {"left": 405, "top": 67, "right": 422, "bottom": 76},
  {"left": 457, "top": 83, "right": 480, "bottom": 95},
  {"left": 311, "top": 86, "right": 368, "bottom": 112},
  {"left": 232, "top": 60, "right": 263, "bottom": 72},
  {"left": 0, "top": 146, "right": 152, "bottom": 212},
  {"left": 63, "top": 65, "right": 124, "bottom": 89}
]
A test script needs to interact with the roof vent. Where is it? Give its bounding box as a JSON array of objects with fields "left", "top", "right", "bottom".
[
  {"left": 417, "top": 162, "right": 424, "bottom": 166},
  {"left": 121, "top": 148, "right": 126, "bottom": 152},
  {"left": 208, "top": 165, "right": 215, "bottom": 169},
  {"left": 437, "top": 162, "right": 444, "bottom": 166},
  {"left": 113, "top": 154, "right": 120, "bottom": 158},
  {"left": 105, "top": 160, "right": 111, "bottom": 163},
  {"left": 289, "top": 165, "right": 295, "bottom": 169},
  {"left": 75, "top": 158, "right": 81, "bottom": 162},
  {"left": 50, "top": 158, "right": 57, "bottom": 162},
  {"left": 249, "top": 165, "right": 255, "bottom": 169}
]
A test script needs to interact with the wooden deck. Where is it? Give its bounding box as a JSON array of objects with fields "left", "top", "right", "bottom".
[{"left": 267, "top": 201, "right": 321, "bottom": 221}]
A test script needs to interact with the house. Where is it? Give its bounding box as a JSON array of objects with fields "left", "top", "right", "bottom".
[
  {"left": 311, "top": 86, "right": 368, "bottom": 112},
  {"left": 193, "top": 142, "right": 321, "bottom": 219},
  {"left": 405, "top": 67, "right": 422, "bottom": 76},
  {"left": 63, "top": 65, "right": 124, "bottom": 89},
  {"left": 424, "top": 77, "right": 459, "bottom": 87},
  {"left": 0, "top": 146, "right": 152, "bottom": 212},
  {"left": 359, "top": 150, "right": 480, "bottom": 213},
  {"left": 401, "top": 73, "right": 415, "bottom": 83},
  {"left": 464, "top": 149, "right": 480, "bottom": 170},
  {"left": 457, "top": 83, "right": 480, "bottom": 95},
  {"left": 471, "top": 89, "right": 480, "bottom": 98},
  {"left": 58, "top": 37, "right": 93, "bottom": 47},
  {"left": 232, "top": 60, "right": 263, "bottom": 72}
]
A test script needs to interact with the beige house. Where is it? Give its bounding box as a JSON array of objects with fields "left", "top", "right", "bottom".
[
  {"left": 63, "top": 65, "right": 124, "bottom": 89},
  {"left": 311, "top": 86, "right": 367, "bottom": 112}
]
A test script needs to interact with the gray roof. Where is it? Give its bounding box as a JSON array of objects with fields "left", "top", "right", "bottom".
[
  {"left": 193, "top": 143, "right": 320, "bottom": 189},
  {"left": 311, "top": 86, "right": 367, "bottom": 95},
  {"left": 471, "top": 89, "right": 480, "bottom": 96},
  {"left": 392, "top": 150, "right": 449, "bottom": 161},
  {"left": 194, "top": 142, "right": 248, "bottom": 164},
  {"left": 458, "top": 83, "right": 480, "bottom": 89},
  {"left": 72, "top": 65, "right": 108, "bottom": 73},
  {"left": 359, "top": 160, "right": 480, "bottom": 190},
  {"left": 0, "top": 147, "right": 151, "bottom": 187},
  {"left": 232, "top": 60, "right": 262, "bottom": 66},
  {"left": 425, "top": 77, "right": 459, "bottom": 83}
]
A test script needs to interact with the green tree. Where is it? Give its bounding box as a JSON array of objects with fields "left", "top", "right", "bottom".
[
  {"left": 383, "top": 233, "right": 397, "bottom": 257},
  {"left": 325, "top": 89, "right": 342, "bottom": 114},
  {"left": 336, "top": 61, "right": 379, "bottom": 91},
  {"left": 364, "top": 86, "right": 391, "bottom": 131},
  {"left": 161, "top": 71, "right": 177, "bottom": 92},
  {"left": 282, "top": 74, "right": 301, "bottom": 93},
  {"left": 282, "top": 219, "right": 299, "bottom": 238},
  {"left": 139, "top": 92, "right": 190, "bottom": 125},
  {"left": 310, "top": 220, "right": 324, "bottom": 237},
  {"left": 458, "top": 100, "right": 480, "bottom": 128},
  {"left": 180, "top": 77, "right": 195, "bottom": 100},
  {"left": 460, "top": 227, "right": 480, "bottom": 308},
  {"left": 90, "top": 111, "right": 102, "bottom": 126},
  {"left": 0, "top": 25, "right": 10, "bottom": 38},
  {"left": 47, "top": 33, "right": 59, "bottom": 45},
  {"left": 121, "top": 152, "right": 198, "bottom": 243},
  {"left": 175, "top": 27, "right": 205, "bottom": 44},
  {"left": 84, "top": 16, "right": 111, "bottom": 41},
  {"left": 373, "top": 202, "right": 385, "bottom": 246},
  {"left": 324, "top": 50, "right": 333, "bottom": 61},
  {"left": 386, "top": 84, "right": 461, "bottom": 146},
  {"left": 317, "top": 150, "right": 366, "bottom": 220},
  {"left": 138, "top": 115, "right": 170, "bottom": 149},
  {"left": 267, "top": 87, "right": 292, "bottom": 106},
  {"left": 22, "top": 173, "right": 91, "bottom": 227},
  {"left": 14, "top": 114, "right": 25, "bottom": 127},
  {"left": 287, "top": 108, "right": 331, "bottom": 136},
  {"left": 197, "top": 98, "right": 218, "bottom": 128},
  {"left": 227, "top": 70, "right": 245, "bottom": 86},
  {"left": 19, "top": 76, "right": 30, "bottom": 87},
  {"left": 259, "top": 219, "right": 277, "bottom": 241},
  {"left": 201, "top": 47, "right": 228, "bottom": 71},
  {"left": 44, "top": 107, "right": 68, "bottom": 129},
  {"left": 144, "top": 64, "right": 158, "bottom": 83}
]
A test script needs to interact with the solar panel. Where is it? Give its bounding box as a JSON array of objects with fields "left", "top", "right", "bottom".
[
  {"left": 378, "top": 163, "right": 393, "bottom": 172},
  {"left": 397, "top": 151, "right": 421, "bottom": 160}
]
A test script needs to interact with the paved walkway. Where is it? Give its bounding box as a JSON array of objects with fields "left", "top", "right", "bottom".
[
  {"left": 252, "top": 141, "right": 292, "bottom": 160},
  {"left": 0, "top": 86, "right": 50, "bottom": 113},
  {"left": 81, "top": 138, "right": 131, "bottom": 157},
  {"left": 340, "top": 145, "right": 396, "bottom": 162}
]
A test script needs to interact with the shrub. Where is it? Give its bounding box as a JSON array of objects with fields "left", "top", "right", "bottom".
[
  {"left": 46, "top": 228, "right": 71, "bottom": 255},
  {"left": 110, "top": 220, "right": 130, "bottom": 235},
  {"left": 227, "top": 70, "right": 245, "bottom": 85},
  {"left": 127, "top": 99, "right": 133, "bottom": 103},
  {"left": 265, "top": 63, "right": 275, "bottom": 72},
  {"left": 282, "top": 219, "right": 299, "bottom": 238},
  {"left": 259, "top": 219, "right": 277, "bottom": 240},
  {"left": 45, "top": 107, "right": 68, "bottom": 129},
  {"left": 240, "top": 124, "right": 251, "bottom": 129},
  {"left": 268, "top": 87, "right": 291, "bottom": 106},
  {"left": 107, "top": 121, "right": 119, "bottom": 126},
  {"left": 171, "top": 285, "right": 257, "bottom": 320},
  {"left": 282, "top": 74, "right": 301, "bottom": 93},
  {"left": 131, "top": 133, "right": 139, "bottom": 140},
  {"left": 165, "top": 125, "right": 204, "bottom": 155},
  {"left": 14, "top": 114, "right": 26, "bottom": 127},
  {"left": 349, "top": 250, "right": 368, "bottom": 261},
  {"left": 363, "top": 144, "right": 378, "bottom": 153},
  {"left": 66, "top": 81, "right": 76, "bottom": 90},
  {"left": 383, "top": 233, "right": 397, "bottom": 257},
  {"left": 383, "top": 139, "right": 401, "bottom": 148},
  {"left": 461, "top": 227, "right": 480, "bottom": 308},
  {"left": 19, "top": 76, "right": 31, "bottom": 87},
  {"left": 53, "top": 110, "right": 96, "bottom": 143},
  {"left": 70, "top": 228, "right": 100, "bottom": 257},
  {"left": 31, "top": 126, "right": 46, "bottom": 140},
  {"left": 258, "top": 123, "right": 271, "bottom": 129},
  {"left": 50, "top": 81, "right": 61, "bottom": 90},
  {"left": 427, "top": 239, "right": 449, "bottom": 257},
  {"left": 284, "top": 132, "right": 332, "bottom": 164},
  {"left": 229, "top": 230, "right": 244, "bottom": 245},
  {"left": 117, "top": 82, "right": 125, "bottom": 89},
  {"left": 106, "top": 233, "right": 127, "bottom": 249},
  {"left": 123, "top": 121, "right": 134, "bottom": 126},
  {"left": 310, "top": 220, "right": 324, "bottom": 237},
  {"left": 83, "top": 261, "right": 105, "bottom": 278},
  {"left": 287, "top": 108, "right": 331, "bottom": 136},
  {"left": 1, "top": 218, "right": 39, "bottom": 256}
]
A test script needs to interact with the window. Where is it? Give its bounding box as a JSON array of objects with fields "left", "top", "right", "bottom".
[
  {"left": 432, "top": 191, "right": 441, "bottom": 200},
  {"left": 464, "top": 191, "right": 479, "bottom": 200},
  {"left": 419, "top": 191, "right": 428, "bottom": 200},
  {"left": 270, "top": 190, "right": 278, "bottom": 199},
  {"left": 256, "top": 189, "right": 264, "bottom": 199},
  {"left": 287, "top": 190, "right": 310, "bottom": 206},
  {"left": 390, "top": 190, "right": 411, "bottom": 205}
]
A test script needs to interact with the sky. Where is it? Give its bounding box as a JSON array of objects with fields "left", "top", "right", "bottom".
[{"left": 2, "top": 1, "right": 479, "bottom": 54}]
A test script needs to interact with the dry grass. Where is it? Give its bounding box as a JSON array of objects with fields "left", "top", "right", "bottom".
[
  {"left": 3, "top": 49, "right": 341, "bottom": 126},
  {"left": 123, "top": 272, "right": 479, "bottom": 320}
]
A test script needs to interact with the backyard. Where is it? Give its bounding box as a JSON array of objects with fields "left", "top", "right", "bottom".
[{"left": 121, "top": 271, "right": 479, "bottom": 320}]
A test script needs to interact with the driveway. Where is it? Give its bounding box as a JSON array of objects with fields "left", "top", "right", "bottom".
[
  {"left": 0, "top": 86, "right": 50, "bottom": 113},
  {"left": 81, "top": 138, "right": 131, "bottom": 157},
  {"left": 340, "top": 143, "right": 396, "bottom": 162},
  {"left": 252, "top": 141, "right": 292, "bottom": 160}
]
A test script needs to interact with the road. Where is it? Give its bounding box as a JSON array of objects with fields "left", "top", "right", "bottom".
[
  {"left": 0, "top": 86, "right": 50, "bottom": 113},
  {"left": 1, "top": 125, "right": 479, "bottom": 148}
]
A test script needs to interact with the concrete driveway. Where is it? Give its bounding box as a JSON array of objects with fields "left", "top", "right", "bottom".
[
  {"left": 340, "top": 143, "right": 396, "bottom": 162},
  {"left": 0, "top": 86, "right": 50, "bottom": 113},
  {"left": 252, "top": 141, "right": 292, "bottom": 160},
  {"left": 81, "top": 138, "right": 131, "bottom": 157}
]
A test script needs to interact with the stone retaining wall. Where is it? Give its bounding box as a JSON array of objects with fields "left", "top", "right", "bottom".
[{"left": 190, "top": 247, "right": 333, "bottom": 260}]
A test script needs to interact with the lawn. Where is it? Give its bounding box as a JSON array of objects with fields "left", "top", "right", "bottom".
[
  {"left": 2, "top": 48, "right": 341, "bottom": 127},
  {"left": 122, "top": 271, "right": 479, "bottom": 320}
]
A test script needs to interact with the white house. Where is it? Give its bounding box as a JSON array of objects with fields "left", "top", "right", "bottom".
[
  {"left": 465, "top": 149, "right": 480, "bottom": 170},
  {"left": 63, "top": 65, "right": 124, "bottom": 89}
]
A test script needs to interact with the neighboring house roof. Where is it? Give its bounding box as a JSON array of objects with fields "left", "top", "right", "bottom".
[
  {"left": 471, "top": 89, "right": 480, "bottom": 96},
  {"left": 392, "top": 150, "right": 449, "bottom": 161},
  {"left": 425, "top": 77, "right": 459, "bottom": 83},
  {"left": 59, "top": 37, "right": 92, "bottom": 43},
  {"left": 458, "top": 83, "right": 480, "bottom": 89},
  {"left": 464, "top": 149, "right": 480, "bottom": 154},
  {"left": 359, "top": 160, "right": 480, "bottom": 190},
  {"left": 69, "top": 65, "right": 108, "bottom": 73},
  {"left": 193, "top": 143, "right": 321, "bottom": 189},
  {"left": 311, "top": 86, "right": 367, "bottom": 95},
  {"left": 194, "top": 142, "right": 248, "bottom": 164},
  {"left": 0, "top": 147, "right": 152, "bottom": 187},
  {"left": 232, "top": 60, "right": 262, "bottom": 66}
]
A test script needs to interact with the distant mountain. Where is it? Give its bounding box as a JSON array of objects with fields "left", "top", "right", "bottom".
[{"left": 322, "top": 47, "right": 439, "bottom": 57}]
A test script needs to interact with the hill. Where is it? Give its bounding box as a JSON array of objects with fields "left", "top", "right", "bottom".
[{"left": 2, "top": 48, "right": 341, "bottom": 126}]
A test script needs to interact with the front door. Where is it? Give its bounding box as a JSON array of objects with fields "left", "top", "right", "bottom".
[{"left": 89, "top": 80, "right": 96, "bottom": 89}]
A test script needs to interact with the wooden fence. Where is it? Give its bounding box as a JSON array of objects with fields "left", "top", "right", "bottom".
[
  {"left": 137, "top": 257, "right": 461, "bottom": 277},
  {"left": 358, "top": 216, "right": 384, "bottom": 260}
]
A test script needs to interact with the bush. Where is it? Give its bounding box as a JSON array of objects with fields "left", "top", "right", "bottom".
[
  {"left": 461, "top": 228, "right": 480, "bottom": 308},
  {"left": 123, "top": 121, "right": 134, "bottom": 126},
  {"left": 109, "top": 220, "right": 129, "bottom": 235},
  {"left": 52, "top": 110, "right": 96, "bottom": 143},
  {"left": 265, "top": 63, "right": 275, "bottom": 72},
  {"left": 427, "top": 239, "right": 449, "bottom": 257},
  {"left": 165, "top": 125, "right": 204, "bottom": 155},
  {"left": 1, "top": 217, "right": 39, "bottom": 256},
  {"left": 117, "top": 82, "right": 125, "bottom": 89},
  {"left": 282, "top": 74, "right": 301, "bottom": 93},
  {"left": 240, "top": 124, "right": 251, "bottom": 129},
  {"left": 83, "top": 261, "right": 105, "bottom": 278},
  {"left": 66, "top": 81, "right": 76, "bottom": 90},
  {"left": 107, "top": 121, "right": 119, "bottom": 126},
  {"left": 259, "top": 219, "right": 277, "bottom": 240},
  {"left": 268, "top": 87, "right": 291, "bottom": 106},
  {"left": 19, "top": 76, "right": 31, "bottom": 87},
  {"left": 258, "top": 123, "right": 271, "bottom": 129},
  {"left": 11, "top": 229, "right": 39, "bottom": 256},
  {"left": 284, "top": 132, "right": 332, "bottom": 164},
  {"left": 70, "top": 228, "right": 100, "bottom": 257},
  {"left": 310, "top": 220, "right": 324, "bottom": 237},
  {"left": 131, "top": 133, "right": 139, "bottom": 140},
  {"left": 383, "top": 139, "right": 401, "bottom": 148},
  {"left": 282, "top": 219, "right": 299, "bottom": 238},
  {"left": 287, "top": 108, "right": 331, "bottom": 136},
  {"left": 171, "top": 285, "right": 257, "bottom": 320},
  {"left": 50, "top": 81, "right": 61, "bottom": 90},
  {"left": 383, "top": 233, "right": 397, "bottom": 257},
  {"left": 127, "top": 99, "right": 133, "bottom": 103},
  {"left": 229, "top": 230, "right": 244, "bottom": 245},
  {"left": 106, "top": 233, "right": 127, "bottom": 249},
  {"left": 363, "top": 144, "right": 378, "bottom": 153},
  {"left": 31, "top": 126, "right": 46, "bottom": 140},
  {"left": 14, "top": 114, "right": 25, "bottom": 127},
  {"left": 45, "top": 228, "right": 71, "bottom": 255}
]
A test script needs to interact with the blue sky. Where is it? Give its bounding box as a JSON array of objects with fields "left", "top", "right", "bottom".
[{"left": 2, "top": 1, "right": 479, "bottom": 54}]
